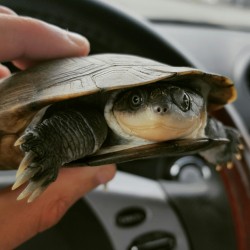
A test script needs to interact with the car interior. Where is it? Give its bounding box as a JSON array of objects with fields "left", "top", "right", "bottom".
[{"left": 1, "top": 0, "right": 250, "bottom": 250}]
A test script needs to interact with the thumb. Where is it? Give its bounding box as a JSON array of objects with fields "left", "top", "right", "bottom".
[
  {"left": 33, "top": 164, "right": 117, "bottom": 231},
  {"left": 0, "top": 165, "right": 116, "bottom": 250},
  {"left": 0, "top": 64, "right": 11, "bottom": 78}
]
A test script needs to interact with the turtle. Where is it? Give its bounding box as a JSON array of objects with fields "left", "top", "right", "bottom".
[{"left": 0, "top": 53, "right": 241, "bottom": 202}]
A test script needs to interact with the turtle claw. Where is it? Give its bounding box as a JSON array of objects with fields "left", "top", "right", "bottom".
[
  {"left": 235, "top": 153, "right": 242, "bottom": 161},
  {"left": 14, "top": 135, "right": 25, "bottom": 147},
  {"left": 201, "top": 124, "right": 243, "bottom": 169},
  {"left": 27, "top": 187, "right": 46, "bottom": 203},
  {"left": 13, "top": 132, "right": 59, "bottom": 202},
  {"left": 13, "top": 129, "right": 61, "bottom": 202},
  {"left": 17, "top": 181, "right": 46, "bottom": 203},
  {"left": 14, "top": 133, "right": 32, "bottom": 147},
  {"left": 16, "top": 152, "right": 37, "bottom": 178},
  {"left": 238, "top": 144, "right": 244, "bottom": 151},
  {"left": 12, "top": 168, "right": 38, "bottom": 190},
  {"left": 216, "top": 162, "right": 236, "bottom": 171},
  {"left": 215, "top": 165, "right": 222, "bottom": 171},
  {"left": 226, "top": 161, "right": 234, "bottom": 169},
  {"left": 13, "top": 157, "right": 59, "bottom": 202}
]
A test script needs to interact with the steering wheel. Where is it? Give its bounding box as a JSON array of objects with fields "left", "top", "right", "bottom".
[{"left": 1, "top": 1, "right": 250, "bottom": 250}]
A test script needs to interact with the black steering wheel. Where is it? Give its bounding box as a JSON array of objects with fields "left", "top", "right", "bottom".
[{"left": 1, "top": 1, "right": 249, "bottom": 250}]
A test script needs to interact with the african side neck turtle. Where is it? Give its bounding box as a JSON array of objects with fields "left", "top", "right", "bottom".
[{"left": 0, "top": 54, "right": 241, "bottom": 202}]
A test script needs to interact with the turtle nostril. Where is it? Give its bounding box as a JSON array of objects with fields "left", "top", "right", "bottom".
[{"left": 153, "top": 105, "right": 168, "bottom": 114}]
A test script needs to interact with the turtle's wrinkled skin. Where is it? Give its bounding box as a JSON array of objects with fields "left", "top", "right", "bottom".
[{"left": 0, "top": 54, "right": 241, "bottom": 202}]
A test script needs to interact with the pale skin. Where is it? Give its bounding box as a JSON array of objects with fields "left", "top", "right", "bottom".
[{"left": 0, "top": 6, "right": 116, "bottom": 250}]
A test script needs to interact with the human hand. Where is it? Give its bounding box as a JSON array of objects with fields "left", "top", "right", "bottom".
[
  {"left": 0, "top": 5, "right": 90, "bottom": 75},
  {"left": 0, "top": 6, "right": 116, "bottom": 250}
]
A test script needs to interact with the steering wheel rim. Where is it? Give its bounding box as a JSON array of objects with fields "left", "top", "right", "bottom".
[{"left": 1, "top": 1, "right": 250, "bottom": 250}]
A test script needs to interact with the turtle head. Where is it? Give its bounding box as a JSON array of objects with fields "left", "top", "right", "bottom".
[{"left": 105, "top": 84, "right": 207, "bottom": 142}]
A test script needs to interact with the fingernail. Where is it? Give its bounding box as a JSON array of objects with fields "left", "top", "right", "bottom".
[{"left": 67, "top": 32, "right": 90, "bottom": 55}]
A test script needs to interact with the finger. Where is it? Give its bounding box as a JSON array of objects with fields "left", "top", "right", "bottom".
[
  {"left": 0, "top": 64, "right": 11, "bottom": 78},
  {"left": 0, "top": 15, "right": 90, "bottom": 68},
  {"left": 0, "top": 165, "right": 116, "bottom": 250},
  {"left": 35, "top": 165, "right": 116, "bottom": 231},
  {"left": 47, "top": 165, "right": 117, "bottom": 206},
  {"left": 0, "top": 6, "right": 17, "bottom": 15},
  {"left": 13, "top": 58, "right": 44, "bottom": 70}
]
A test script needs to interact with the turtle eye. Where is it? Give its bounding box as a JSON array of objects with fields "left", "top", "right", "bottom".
[
  {"left": 114, "top": 90, "right": 144, "bottom": 112},
  {"left": 132, "top": 95, "right": 141, "bottom": 105},
  {"left": 130, "top": 93, "right": 143, "bottom": 109},
  {"left": 171, "top": 88, "right": 190, "bottom": 112}
]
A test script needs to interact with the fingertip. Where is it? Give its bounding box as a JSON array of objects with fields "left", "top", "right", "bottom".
[
  {"left": 67, "top": 32, "right": 90, "bottom": 56},
  {"left": 0, "top": 15, "right": 91, "bottom": 63},
  {"left": 95, "top": 164, "right": 117, "bottom": 185},
  {"left": 0, "top": 64, "right": 11, "bottom": 78},
  {"left": 0, "top": 6, "right": 17, "bottom": 15}
]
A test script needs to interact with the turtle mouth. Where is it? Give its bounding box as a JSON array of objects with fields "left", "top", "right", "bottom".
[
  {"left": 113, "top": 107, "right": 203, "bottom": 142},
  {"left": 123, "top": 124, "right": 194, "bottom": 142}
]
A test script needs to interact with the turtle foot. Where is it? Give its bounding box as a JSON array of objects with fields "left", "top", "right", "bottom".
[
  {"left": 219, "top": 128, "right": 243, "bottom": 169},
  {"left": 13, "top": 124, "right": 65, "bottom": 202},
  {"left": 201, "top": 127, "right": 243, "bottom": 170},
  {"left": 12, "top": 108, "right": 107, "bottom": 202},
  {"left": 13, "top": 130, "right": 60, "bottom": 202},
  {"left": 12, "top": 152, "right": 59, "bottom": 202}
]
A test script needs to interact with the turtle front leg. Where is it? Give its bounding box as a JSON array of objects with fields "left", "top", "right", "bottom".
[
  {"left": 200, "top": 117, "right": 243, "bottom": 169},
  {"left": 13, "top": 108, "right": 108, "bottom": 202}
]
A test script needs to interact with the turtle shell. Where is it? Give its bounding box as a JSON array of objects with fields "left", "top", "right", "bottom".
[{"left": 0, "top": 54, "right": 236, "bottom": 169}]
